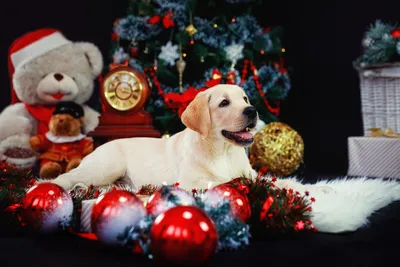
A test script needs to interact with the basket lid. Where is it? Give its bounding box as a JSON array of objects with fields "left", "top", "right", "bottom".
[
  {"left": 355, "top": 62, "right": 400, "bottom": 71},
  {"left": 355, "top": 62, "right": 400, "bottom": 77}
]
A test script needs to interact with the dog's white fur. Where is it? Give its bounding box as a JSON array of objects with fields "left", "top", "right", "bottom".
[
  {"left": 47, "top": 84, "right": 400, "bottom": 234},
  {"left": 50, "top": 84, "right": 258, "bottom": 191}
]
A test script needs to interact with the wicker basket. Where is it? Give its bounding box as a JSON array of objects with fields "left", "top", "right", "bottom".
[{"left": 357, "top": 63, "right": 400, "bottom": 136}]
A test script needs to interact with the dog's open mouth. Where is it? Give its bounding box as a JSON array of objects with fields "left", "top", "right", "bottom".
[{"left": 222, "top": 122, "right": 256, "bottom": 146}]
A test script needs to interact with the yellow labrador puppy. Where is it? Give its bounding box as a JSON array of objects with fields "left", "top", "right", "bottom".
[{"left": 49, "top": 84, "right": 259, "bottom": 191}]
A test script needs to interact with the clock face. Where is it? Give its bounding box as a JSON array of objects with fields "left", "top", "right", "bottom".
[{"left": 103, "top": 70, "right": 143, "bottom": 111}]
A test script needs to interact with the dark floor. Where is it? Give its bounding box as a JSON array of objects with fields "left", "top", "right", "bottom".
[{"left": 0, "top": 199, "right": 399, "bottom": 267}]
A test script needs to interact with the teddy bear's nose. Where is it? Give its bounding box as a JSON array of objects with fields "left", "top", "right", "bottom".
[
  {"left": 54, "top": 73, "right": 64, "bottom": 81},
  {"left": 59, "top": 119, "right": 64, "bottom": 123}
]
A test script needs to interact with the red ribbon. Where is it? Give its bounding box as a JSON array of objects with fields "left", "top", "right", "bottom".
[
  {"left": 109, "top": 58, "right": 129, "bottom": 70},
  {"left": 226, "top": 71, "right": 236, "bottom": 84},
  {"left": 248, "top": 61, "right": 281, "bottom": 116},
  {"left": 147, "top": 11, "right": 175, "bottom": 29},
  {"left": 205, "top": 69, "right": 236, "bottom": 88},
  {"left": 4, "top": 203, "right": 22, "bottom": 212},
  {"left": 274, "top": 58, "right": 288, "bottom": 74},
  {"left": 259, "top": 196, "right": 274, "bottom": 221},
  {"left": 205, "top": 69, "right": 223, "bottom": 87},
  {"left": 164, "top": 87, "right": 208, "bottom": 117}
]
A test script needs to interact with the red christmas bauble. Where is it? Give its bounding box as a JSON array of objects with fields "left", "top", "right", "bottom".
[
  {"left": 23, "top": 183, "right": 73, "bottom": 233},
  {"left": 204, "top": 184, "right": 251, "bottom": 222},
  {"left": 130, "top": 47, "right": 139, "bottom": 57},
  {"left": 392, "top": 29, "right": 400, "bottom": 39},
  {"left": 91, "top": 190, "right": 146, "bottom": 246},
  {"left": 146, "top": 186, "right": 196, "bottom": 216},
  {"left": 150, "top": 206, "right": 218, "bottom": 265}
]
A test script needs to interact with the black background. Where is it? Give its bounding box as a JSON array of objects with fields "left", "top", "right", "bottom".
[{"left": 1, "top": 0, "right": 399, "bottom": 177}]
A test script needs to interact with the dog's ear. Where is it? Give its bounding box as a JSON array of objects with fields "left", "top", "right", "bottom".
[{"left": 181, "top": 91, "right": 211, "bottom": 139}]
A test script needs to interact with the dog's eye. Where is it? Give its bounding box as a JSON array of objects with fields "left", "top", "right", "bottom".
[
  {"left": 244, "top": 96, "right": 248, "bottom": 103},
  {"left": 219, "top": 99, "right": 230, "bottom": 107}
]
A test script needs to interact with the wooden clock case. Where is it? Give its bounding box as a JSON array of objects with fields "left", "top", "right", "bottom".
[{"left": 88, "top": 66, "right": 160, "bottom": 143}]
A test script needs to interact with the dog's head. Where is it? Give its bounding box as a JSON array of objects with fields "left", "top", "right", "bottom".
[{"left": 181, "top": 84, "right": 258, "bottom": 146}]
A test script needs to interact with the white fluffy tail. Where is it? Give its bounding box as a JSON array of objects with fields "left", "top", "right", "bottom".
[{"left": 302, "top": 177, "right": 400, "bottom": 233}]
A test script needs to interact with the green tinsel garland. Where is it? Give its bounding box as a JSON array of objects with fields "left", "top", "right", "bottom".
[{"left": 0, "top": 161, "right": 315, "bottom": 251}]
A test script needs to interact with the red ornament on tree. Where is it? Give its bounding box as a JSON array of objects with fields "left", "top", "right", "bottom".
[
  {"left": 22, "top": 183, "right": 73, "bottom": 233},
  {"left": 391, "top": 29, "right": 400, "bottom": 39},
  {"left": 150, "top": 206, "right": 218, "bottom": 265},
  {"left": 130, "top": 47, "right": 139, "bottom": 57},
  {"left": 111, "top": 32, "right": 119, "bottom": 41},
  {"left": 147, "top": 11, "right": 175, "bottom": 28},
  {"left": 204, "top": 184, "right": 251, "bottom": 222},
  {"left": 146, "top": 186, "right": 196, "bottom": 216},
  {"left": 91, "top": 190, "right": 146, "bottom": 246}
]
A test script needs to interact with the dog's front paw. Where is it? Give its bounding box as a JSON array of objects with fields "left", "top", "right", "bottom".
[
  {"left": 48, "top": 177, "right": 73, "bottom": 190},
  {"left": 71, "top": 183, "right": 89, "bottom": 191},
  {"left": 180, "top": 179, "right": 214, "bottom": 191}
]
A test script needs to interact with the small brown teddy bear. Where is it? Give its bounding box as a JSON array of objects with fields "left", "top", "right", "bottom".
[{"left": 30, "top": 101, "right": 94, "bottom": 178}]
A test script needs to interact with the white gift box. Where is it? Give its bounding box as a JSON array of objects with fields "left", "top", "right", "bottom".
[
  {"left": 80, "top": 199, "right": 97, "bottom": 233},
  {"left": 347, "top": 136, "right": 400, "bottom": 179}
]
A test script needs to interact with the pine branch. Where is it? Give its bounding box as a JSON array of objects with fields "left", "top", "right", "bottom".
[
  {"left": 227, "top": 176, "right": 315, "bottom": 233},
  {"left": 0, "top": 162, "right": 37, "bottom": 230},
  {"left": 355, "top": 20, "right": 400, "bottom": 67},
  {"left": 197, "top": 199, "right": 250, "bottom": 251}
]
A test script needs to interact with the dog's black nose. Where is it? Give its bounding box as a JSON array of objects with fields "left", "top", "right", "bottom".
[
  {"left": 54, "top": 73, "right": 64, "bottom": 81},
  {"left": 243, "top": 106, "right": 257, "bottom": 119}
]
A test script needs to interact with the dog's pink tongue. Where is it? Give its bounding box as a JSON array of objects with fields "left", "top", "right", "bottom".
[{"left": 233, "top": 131, "right": 253, "bottom": 139}]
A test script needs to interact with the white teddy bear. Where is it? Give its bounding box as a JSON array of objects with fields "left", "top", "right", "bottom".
[{"left": 0, "top": 28, "right": 103, "bottom": 168}]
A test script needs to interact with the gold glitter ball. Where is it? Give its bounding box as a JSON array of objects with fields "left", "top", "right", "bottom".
[
  {"left": 185, "top": 24, "right": 197, "bottom": 36},
  {"left": 250, "top": 122, "right": 304, "bottom": 177}
]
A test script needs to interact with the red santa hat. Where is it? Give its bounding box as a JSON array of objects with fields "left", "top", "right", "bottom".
[{"left": 8, "top": 28, "right": 71, "bottom": 103}]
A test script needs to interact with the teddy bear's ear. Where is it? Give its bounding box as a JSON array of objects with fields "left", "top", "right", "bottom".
[{"left": 76, "top": 42, "right": 104, "bottom": 77}]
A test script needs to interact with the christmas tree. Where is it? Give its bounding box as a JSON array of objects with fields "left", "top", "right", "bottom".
[{"left": 109, "top": 0, "right": 291, "bottom": 135}]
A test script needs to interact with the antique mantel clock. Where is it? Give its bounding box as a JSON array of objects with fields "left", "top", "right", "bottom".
[{"left": 89, "top": 66, "right": 160, "bottom": 142}]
